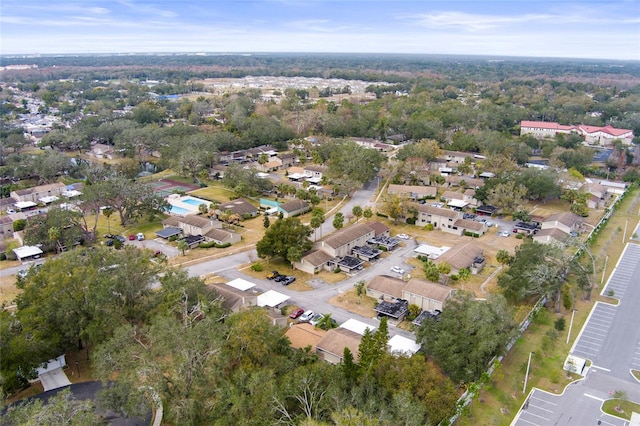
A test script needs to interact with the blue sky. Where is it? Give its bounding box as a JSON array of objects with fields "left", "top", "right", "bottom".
[{"left": 1, "top": 1, "right": 639, "bottom": 60}]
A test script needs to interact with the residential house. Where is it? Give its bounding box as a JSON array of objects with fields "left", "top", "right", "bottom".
[
  {"left": 442, "top": 189, "right": 478, "bottom": 207},
  {"left": 162, "top": 215, "right": 222, "bottom": 236},
  {"left": 204, "top": 228, "right": 241, "bottom": 245},
  {"left": 278, "top": 199, "right": 310, "bottom": 218},
  {"left": 445, "top": 175, "right": 484, "bottom": 189},
  {"left": 208, "top": 164, "right": 227, "bottom": 179},
  {"left": 366, "top": 221, "right": 390, "bottom": 238},
  {"left": 285, "top": 323, "right": 326, "bottom": 351},
  {"left": 217, "top": 198, "right": 258, "bottom": 218},
  {"left": 279, "top": 153, "right": 298, "bottom": 167},
  {"left": 402, "top": 278, "right": 454, "bottom": 312},
  {"left": 0, "top": 196, "right": 18, "bottom": 213},
  {"left": 303, "top": 165, "right": 327, "bottom": 180},
  {"left": 11, "top": 182, "right": 66, "bottom": 203},
  {"left": 317, "top": 223, "right": 375, "bottom": 258},
  {"left": 366, "top": 275, "right": 407, "bottom": 300},
  {"left": 316, "top": 328, "right": 363, "bottom": 364},
  {"left": 541, "top": 212, "right": 584, "bottom": 235},
  {"left": 533, "top": 228, "right": 571, "bottom": 247},
  {"left": 294, "top": 250, "right": 335, "bottom": 274},
  {"left": 435, "top": 242, "right": 485, "bottom": 274},
  {"left": 586, "top": 183, "right": 611, "bottom": 209},
  {"left": 91, "top": 143, "right": 115, "bottom": 159},
  {"left": 208, "top": 283, "right": 257, "bottom": 313},
  {"left": 0, "top": 216, "right": 14, "bottom": 238},
  {"left": 387, "top": 184, "right": 437, "bottom": 201},
  {"left": 414, "top": 204, "right": 461, "bottom": 233},
  {"left": 453, "top": 218, "right": 487, "bottom": 236},
  {"left": 256, "top": 158, "right": 282, "bottom": 172}
]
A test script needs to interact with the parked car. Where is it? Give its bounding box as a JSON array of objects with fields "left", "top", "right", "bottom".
[
  {"left": 499, "top": 231, "right": 510, "bottom": 237},
  {"left": 114, "top": 235, "right": 126, "bottom": 243},
  {"left": 396, "top": 233, "right": 410, "bottom": 240},
  {"left": 17, "top": 269, "right": 28, "bottom": 278},
  {"left": 128, "top": 234, "right": 136, "bottom": 240},
  {"left": 289, "top": 308, "right": 304, "bottom": 319},
  {"left": 266, "top": 270, "right": 280, "bottom": 279},
  {"left": 309, "top": 313, "right": 325, "bottom": 326},
  {"left": 136, "top": 233, "right": 145, "bottom": 241},
  {"left": 7, "top": 208, "right": 15, "bottom": 214},
  {"left": 274, "top": 274, "right": 287, "bottom": 282},
  {"left": 105, "top": 239, "right": 115, "bottom": 246},
  {"left": 299, "top": 310, "right": 315, "bottom": 322},
  {"left": 281, "top": 276, "right": 296, "bottom": 286},
  {"left": 391, "top": 266, "right": 405, "bottom": 274}
]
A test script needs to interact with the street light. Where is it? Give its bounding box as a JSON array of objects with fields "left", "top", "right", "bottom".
[
  {"left": 75, "top": 361, "right": 80, "bottom": 378},
  {"left": 566, "top": 309, "right": 577, "bottom": 344},
  {"left": 523, "top": 352, "right": 533, "bottom": 393}
]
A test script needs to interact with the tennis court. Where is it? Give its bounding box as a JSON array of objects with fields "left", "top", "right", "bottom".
[{"left": 150, "top": 179, "right": 200, "bottom": 197}]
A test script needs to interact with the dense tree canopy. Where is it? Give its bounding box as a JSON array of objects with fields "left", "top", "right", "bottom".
[
  {"left": 417, "top": 292, "right": 517, "bottom": 384},
  {"left": 256, "top": 217, "right": 313, "bottom": 265}
]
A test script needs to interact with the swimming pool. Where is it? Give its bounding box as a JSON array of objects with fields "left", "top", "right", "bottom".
[
  {"left": 169, "top": 205, "right": 191, "bottom": 215},
  {"left": 181, "top": 197, "right": 208, "bottom": 207}
]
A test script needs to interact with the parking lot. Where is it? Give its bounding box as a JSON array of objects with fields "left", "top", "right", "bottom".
[
  {"left": 513, "top": 390, "right": 559, "bottom": 426},
  {"left": 601, "top": 243, "right": 640, "bottom": 300},
  {"left": 570, "top": 302, "right": 617, "bottom": 361}
]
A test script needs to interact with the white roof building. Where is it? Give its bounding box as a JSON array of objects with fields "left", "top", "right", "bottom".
[
  {"left": 387, "top": 335, "right": 421, "bottom": 356},
  {"left": 226, "top": 278, "right": 257, "bottom": 291},
  {"left": 257, "top": 290, "right": 289, "bottom": 307},
  {"left": 340, "top": 318, "right": 376, "bottom": 335}
]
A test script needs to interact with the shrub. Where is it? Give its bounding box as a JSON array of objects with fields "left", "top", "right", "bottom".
[
  {"left": 549, "top": 370, "right": 561, "bottom": 384},
  {"left": 13, "top": 219, "right": 26, "bottom": 232},
  {"left": 515, "top": 233, "right": 524, "bottom": 239},
  {"left": 406, "top": 217, "right": 416, "bottom": 225},
  {"left": 376, "top": 212, "right": 388, "bottom": 218},
  {"left": 464, "top": 231, "right": 479, "bottom": 238},
  {"left": 377, "top": 245, "right": 388, "bottom": 251},
  {"left": 251, "top": 263, "right": 263, "bottom": 272},
  {"left": 0, "top": 252, "right": 6, "bottom": 261},
  {"left": 424, "top": 223, "right": 434, "bottom": 231},
  {"left": 168, "top": 235, "right": 178, "bottom": 242},
  {"left": 334, "top": 267, "right": 341, "bottom": 273},
  {"left": 199, "top": 241, "right": 216, "bottom": 248},
  {"left": 554, "top": 318, "right": 566, "bottom": 331},
  {"left": 215, "top": 242, "right": 231, "bottom": 248},
  {"left": 450, "top": 274, "right": 459, "bottom": 281}
]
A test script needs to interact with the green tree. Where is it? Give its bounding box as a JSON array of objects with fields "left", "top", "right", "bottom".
[
  {"left": 310, "top": 215, "right": 322, "bottom": 240},
  {"left": 352, "top": 205, "right": 363, "bottom": 223},
  {"left": 256, "top": 217, "right": 312, "bottom": 265},
  {"left": 263, "top": 212, "right": 271, "bottom": 229},
  {"left": 102, "top": 206, "right": 114, "bottom": 234},
  {"left": 363, "top": 207, "right": 373, "bottom": 219},
  {"left": 417, "top": 292, "right": 517, "bottom": 383},
  {"left": 358, "top": 318, "right": 389, "bottom": 372},
  {"left": 333, "top": 212, "right": 345, "bottom": 230},
  {"left": 4, "top": 388, "right": 104, "bottom": 426},
  {"left": 177, "top": 239, "right": 189, "bottom": 256},
  {"left": 496, "top": 249, "right": 513, "bottom": 265},
  {"left": 383, "top": 193, "right": 408, "bottom": 225}
]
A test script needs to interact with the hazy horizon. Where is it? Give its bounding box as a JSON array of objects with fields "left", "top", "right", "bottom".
[{"left": 2, "top": 1, "right": 639, "bottom": 61}]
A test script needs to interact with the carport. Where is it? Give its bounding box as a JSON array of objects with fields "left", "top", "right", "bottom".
[
  {"left": 155, "top": 227, "right": 182, "bottom": 239},
  {"left": 257, "top": 290, "right": 289, "bottom": 307}
]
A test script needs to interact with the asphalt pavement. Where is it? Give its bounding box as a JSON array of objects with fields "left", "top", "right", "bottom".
[{"left": 512, "top": 242, "right": 640, "bottom": 426}]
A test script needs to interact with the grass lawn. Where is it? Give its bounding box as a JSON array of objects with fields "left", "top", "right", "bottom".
[
  {"left": 329, "top": 289, "right": 377, "bottom": 318},
  {"left": 188, "top": 184, "right": 238, "bottom": 203},
  {"left": 602, "top": 399, "right": 640, "bottom": 420},
  {"left": 240, "top": 258, "right": 315, "bottom": 291}
]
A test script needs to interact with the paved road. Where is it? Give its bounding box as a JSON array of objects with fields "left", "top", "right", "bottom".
[{"left": 512, "top": 242, "right": 640, "bottom": 426}]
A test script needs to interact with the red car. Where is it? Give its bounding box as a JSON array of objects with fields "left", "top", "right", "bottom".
[
  {"left": 128, "top": 234, "right": 136, "bottom": 240},
  {"left": 289, "top": 308, "right": 304, "bottom": 319}
]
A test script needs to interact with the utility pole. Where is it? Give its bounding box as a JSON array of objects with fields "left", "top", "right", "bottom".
[
  {"left": 567, "top": 309, "right": 577, "bottom": 344},
  {"left": 523, "top": 352, "right": 533, "bottom": 394},
  {"left": 601, "top": 255, "right": 608, "bottom": 284}
]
